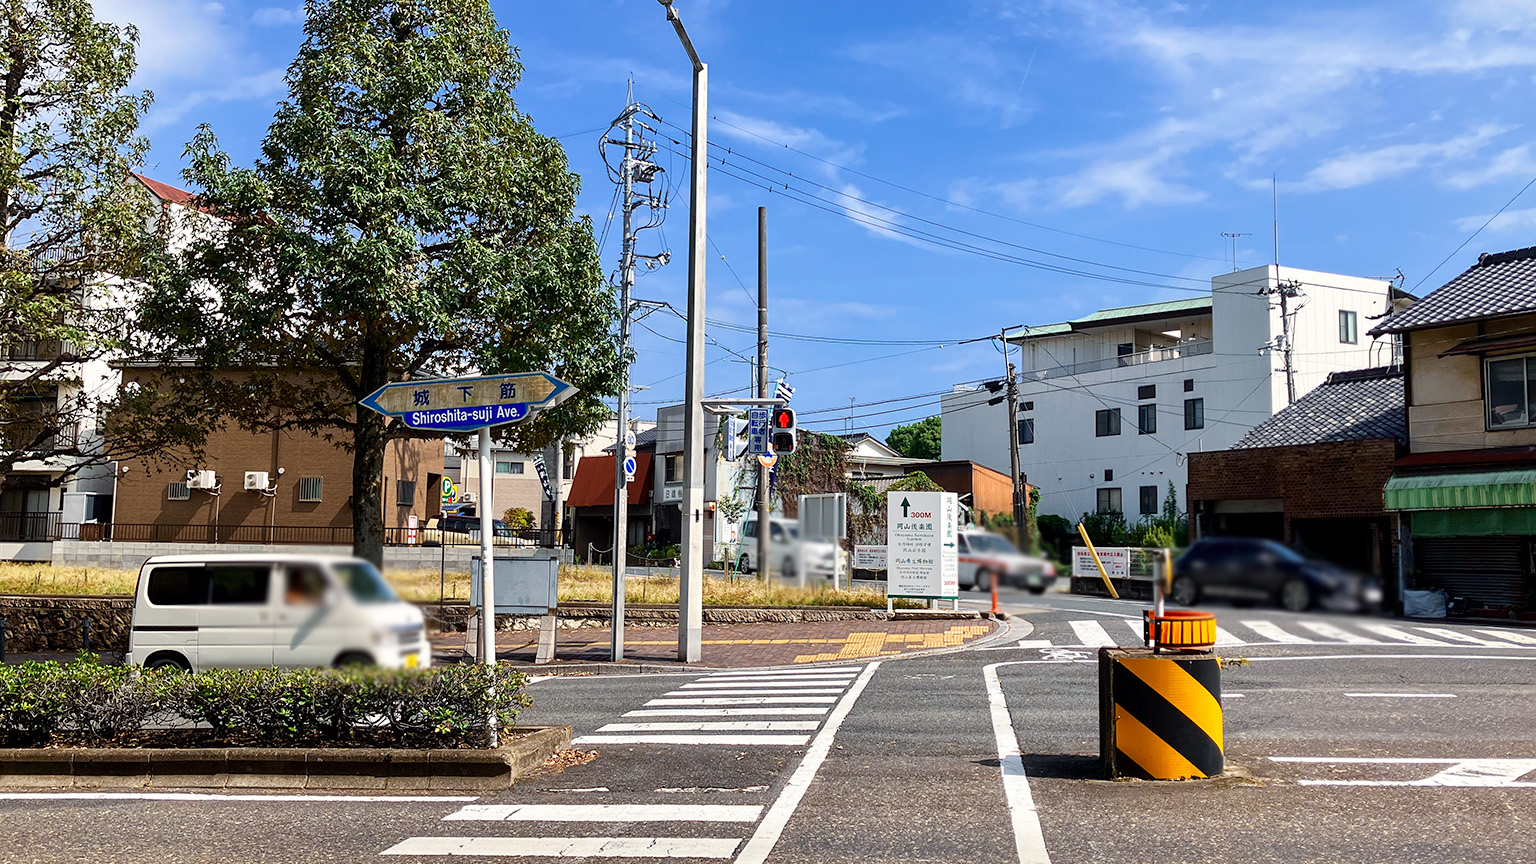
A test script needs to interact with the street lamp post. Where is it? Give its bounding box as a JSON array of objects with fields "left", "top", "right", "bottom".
[{"left": 658, "top": 0, "right": 707, "bottom": 663}]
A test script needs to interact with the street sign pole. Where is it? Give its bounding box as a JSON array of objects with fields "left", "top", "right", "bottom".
[{"left": 476, "top": 426, "right": 497, "bottom": 745}]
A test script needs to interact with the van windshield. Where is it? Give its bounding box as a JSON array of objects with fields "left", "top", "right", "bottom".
[
  {"left": 966, "top": 534, "right": 1018, "bottom": 554},
  {"left": 333, "top": 562, "right": 399, "bottom": 604}
]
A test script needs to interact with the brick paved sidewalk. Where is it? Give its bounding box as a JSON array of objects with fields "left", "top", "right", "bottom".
[{"left": 431, "top": 618, "right": 1000, "bottom": 668}]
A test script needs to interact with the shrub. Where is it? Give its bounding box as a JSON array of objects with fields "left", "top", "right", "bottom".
[
  {"left": 0, "top": 656, "right": 528, "bottom": 749},
  {"left": 502, "top": 507, "right": 535, "bottom": 531}
]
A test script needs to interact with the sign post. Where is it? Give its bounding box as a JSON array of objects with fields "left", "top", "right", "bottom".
[
  {"left": 361, "top": 371, "right": 576, "bottom": 747},
  {"left": 886, "top": 492, "right": 959, "bottom": 611}
]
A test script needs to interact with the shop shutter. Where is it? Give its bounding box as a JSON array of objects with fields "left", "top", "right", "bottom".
[{"left": 1412, "top": 536, "right": 1525, "bottom": 606}]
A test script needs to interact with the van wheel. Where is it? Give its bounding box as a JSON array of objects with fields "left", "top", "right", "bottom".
[
  {"left": 334, "top": 652, "right": 375, "bottom": 668},
  {"left": 737, "top": 554, "right": 753, "bottom": 575},
  {"left": 1171, "top": 576, "right": 1200, "bottom": 606},
  {"left": 782, "top": 556, "right": 797, "bottom": 578},
  {"left": 144, "top": 652, "right": 190, "bottom": 673},
  {"left": 975, "top": 569, "right": 994, "bottom": 592}
]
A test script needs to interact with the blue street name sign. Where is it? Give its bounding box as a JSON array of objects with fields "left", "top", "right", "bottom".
[
  {"left": 359, "top": 372, "right": 576, "bottom": 432},
  {"left": 747, "top": 407, "right": 771, "bottom": 456}
]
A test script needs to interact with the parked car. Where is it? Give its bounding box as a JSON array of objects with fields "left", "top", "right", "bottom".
[
  {"left": 127, "top": 553, "right": 430, "bottom": 672},
  {"left": 1172, "top": 537, "right": 1383, "bottom": 612},
  {"left": 420, "top": 515, "right": 527, "bottom": 547},
  {"left": 958, "top": 529, "right": 1057, "bottom": 594},
  {"left": 736, "top": 516, "right": 838, "bottom": 580}
]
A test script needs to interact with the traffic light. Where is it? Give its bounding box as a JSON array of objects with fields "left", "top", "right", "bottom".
[{"left": 770, "top": 407, "right": 797, "bottom": 455}]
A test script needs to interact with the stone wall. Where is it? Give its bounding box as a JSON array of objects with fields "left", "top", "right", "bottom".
[
  {"left": 51, "top": 540, "right": 571, "bottom": 573},
  {"left": 423, "top": 602, "right": 982, "bottom": 632},
  {"left": 0, "top": 596, "right": 134, "bottom": 654}
]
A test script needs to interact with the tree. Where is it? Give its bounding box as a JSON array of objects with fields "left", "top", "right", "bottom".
[
  {"left": 136, "top": 0, "right": 622, "bottom": 565},
  {"left": 0, "top": 0, "right": 159, "bottom": 488},
  {"left": 884, "top": 415, "right": 940, "bottom": 460},
  {"left": 501, "top": 506, "right": 532, "bottom": 531}
]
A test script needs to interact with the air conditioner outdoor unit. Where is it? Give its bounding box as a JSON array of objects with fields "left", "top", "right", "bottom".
[
  {"left": 243, "top": 471, "right": 270, "bottom": 491},
  {"left": 187, "top": 469, "right": 218, "bottom": 490},
  {"left": 460, "top": 492, "right": 476, "bottom": 504}
]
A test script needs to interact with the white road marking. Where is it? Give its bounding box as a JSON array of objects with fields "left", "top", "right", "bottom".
[
  {"left": 984, "top": 662, "right": 1052, "bottom": 864},
  {"left": 1272, "top": 757, "right": 1478, "bottom": 764},
  {"left": 1241, "top": 621, "right": 1313, "bottom": 644},
  {"left": 444, "top": 804, "right": 762, "bottom": 822},
  {"left": 702, "top": 667, "right": 858, "bottom": 677},
  {"left": 1298, "top": 779, "right": 1536, "bottom": 788},
  {"left": 572, "top": 734, "right": 811, "bottom": 746},
  {"left": 645, "top": 696, "right": 839, "bottom": 706},
  {"left": 670, "top": 687, "right": 846, "bottom": 695},
  {"left": 1416, "top": 627, "right": 1515, "bottom": 647},
  {"left": 1345, "top": 692, "right": 1456, "bottom": 698},
  {"left": 733, "top": 662, "right": 882, "bottom": 864},
  {"left": 1247, "top": 653, "right": 1536, "bottom": 663},
  {"left": 1474, "top": 628, "right": 1536, "bottom": 646},
  {"left": 0, "top": 792, "right": 475, "bottom": 803},
  {"left": 597, "top": 721, "right": 820, "bottom": 732},
  {"left": 655, "top": 786, "right": 769, "bottom": 794},
  {"left": 1213, "top": 626, "right": 1247, "bottom": 646},
  {"left": 1273, "top": 757, "right": 1536, "bottom": 788},
  {"left": 525, "top": 675, "right": 557, "bottom": 684},
  {"left": 1357, "top": 623, "right": 1452, "bottom": 645},
  {"left": 1069, "top": 620, "right": 1116, "bottom": 647},
  {"left": 1015, "top": 639, "right": 1053, "bottom": 648},
  {"left": 545, "top": 788, "right": 608, "bottom": 793},
  {"left": 1297, "top": 621, "right": 1380, "bottom": 644},
  {"left": 382, "top": 837, "right": 741, "bottom": 858},
  {"left": 1222, "top": 693, "right": 1246, "bottom": 699},
  {"left": 624, "top": 707, "right": 830, "bottom": 717},
  {"left": 695, "top": 676, "right": 855, "bottom": 684}
]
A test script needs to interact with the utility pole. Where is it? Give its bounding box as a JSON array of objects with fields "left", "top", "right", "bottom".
[
  {"left": 1001, "top": 331, "right": 1027, "bottom": 548},
  {"left": 756, "top": 206, "right": 770, "bottom": 583},
  {"left": 1263, "top": 279, "right": 1304, "bottom": 405},
  {"left": 658, "top": 0, "right": 708, "bottom": 663}
]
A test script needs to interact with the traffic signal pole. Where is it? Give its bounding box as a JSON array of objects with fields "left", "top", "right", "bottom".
[{"left": 757, "top": 206, "right": 770, "bottom": 582}]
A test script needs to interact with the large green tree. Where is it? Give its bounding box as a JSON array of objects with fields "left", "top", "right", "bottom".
[
  {"left": 137, "top": 0, "right": 622, "bottom": 564},
  {"left": 0, "top": 0, "right": 158, "bottom": 487},
  {"left": 885, "top": 415, "right": 941, "bottom": 460}
]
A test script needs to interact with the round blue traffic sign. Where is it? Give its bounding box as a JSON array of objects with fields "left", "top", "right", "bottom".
[{"left": 623, "top": 456, "right": 637, "bottom": 478}]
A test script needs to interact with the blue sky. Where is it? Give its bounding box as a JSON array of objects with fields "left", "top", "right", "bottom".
[{"left": 100, "top": 0, "right": 1536, "bottom": 437}]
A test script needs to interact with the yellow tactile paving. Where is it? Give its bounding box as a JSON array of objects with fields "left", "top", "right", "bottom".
[{"left": 791, "top": 624, "right": 992, "bottom": 663}]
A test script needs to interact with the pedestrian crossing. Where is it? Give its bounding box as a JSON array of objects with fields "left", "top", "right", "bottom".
[
  {"left": 1000, "top": 617, "right": 1536, "bottom": 650},
  {"left": 381, "top": 664, "right": 874, "bottom": 859}
]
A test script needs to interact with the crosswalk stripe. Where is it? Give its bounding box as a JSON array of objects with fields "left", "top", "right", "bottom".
[
  {"left": 1214, "top": 626, "right": 1246, "bottom": 646},
  {"left": 1357, "top": 623, "right": 1452, "bottom": 645},
  {"left": 597, "top": 721, "right": 819, "bottom": 732},
  {"left": 702, "top": 667, "right": 857, "bottom": 677},
  {"left": 381, "top": 837, "right": 741, "bottom": 858},
  {"left": 1415, "top": 627, "right": 1513, "bottom": 647},
  {"left": 1241, "top": 621, "right": 1313, "bottom": 643},
  {"left": 1296, "top": 621, "right": 1381, "bottom": 644},
  {"left": 624, "top": 707, "right": 831, "bottom": 717},
  {"left": 572, "top": 734, "right": 811, "bottom": 746},
  {"left": 1474, "top": 628, "right": 1536, "bottom": 646},
  {"left": 679, "top": 683, "right": 848, "bottom": 690},
  {"left": 1122, "top": 620, "right": 1146, "bottom": 641},
  {"left": 695, "top": 676, "right": 855, "bottom": 685},
  {"left": 663, "top": 688, "right": 844, "bottom": 696},
  {"left": 645, "top": 697, "right": 839, "bottom": 706},
  {"left": 1070, "top": 620, "right": 1116, "bottom": 646},
  {"left": 443, "top": 804, "right": 763, "bottom": 822}
]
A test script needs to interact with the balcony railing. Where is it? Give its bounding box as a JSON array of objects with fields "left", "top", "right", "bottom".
[
  {"left": 1021, "top": 339, "right": 1213, "bottom": 381},
  {"left": 2, "top": 339, "right": 78, "bottom": 362},
  {"left": 0, "top": 512, "right": 62, "bottom": 542},
  {"left": 0, "top": 424, "right": 81, "bottom": 453}
]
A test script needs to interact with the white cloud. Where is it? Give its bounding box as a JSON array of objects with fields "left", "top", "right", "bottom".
[
  {"left": 93, "top": 0, "right": 240, "bottom": 84},
  {"left": 1454, "top": 205, "right": 1536, "bottom": 233},
  {"left": 1054, "top": 149, "right": 1205, "bottom": 208},
  {"left": 252, "top": 6, "right": 303, "bottom": 26},
  {"left": 1300, "top": 125, "right": 1508, "bottom": 191},
  {"left": 144, "top": 68, "right": 287, "bottom": 131},
  {"left": 712, "top": 111, "right": 863, "bottom": 175},
  {"left": 1444, "top": 144, "right": 1536, "bottom": 189}
]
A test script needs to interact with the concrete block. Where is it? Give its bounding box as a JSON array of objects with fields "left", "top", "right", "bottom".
[
  {"left": 72, "top": 749, "right": 150, "bottom": 789},
  {"left": 224, "top": 748, "right": 308, "bottom": 789},
  {"left": 303, "top": 749, "right": 391, "bottom": 790},
  {"left": 145, "top": 748, "right": 230, "bottom": 788},
  {"left": 0, "top": 749, "right": 73, "bottom": 788}
]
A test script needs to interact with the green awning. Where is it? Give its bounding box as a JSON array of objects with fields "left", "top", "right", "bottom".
[{"left": 1384, "top": 469, "right": 1536, "bottom": 511}]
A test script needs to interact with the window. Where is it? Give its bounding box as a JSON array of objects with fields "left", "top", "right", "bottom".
[
  {"left": 166, "top": 482, "right": 190, "bottom": 501},
  {"left": 665, "top": 454, "right": 681, "bottom": 483},
  {"left": 1138, "top": 404, "right": 1157, "bottom": 435},
  {"left": 396, "top": 479, "right": 416, "bottom": 507},
  {"left": 1184, "top": 398, "right": 1205, "bottom": 430},
  {"left": 1117, "top": 343, "right": 1134, "bottom": 356},
  {"left": 1095, "top": 408, "right": 1121, "bottom": 437},
  {"left": 1184, "top": 378, "right": 1195, "bottom": 392},
  {"left": 1104, "top": 469, "right": 1114, "bottom": 482},
  {"left": 743, "top": 521, "right": 757, "bottom": 539},
  {"left": 1138, "top": 384, "right": 1156, "bottom": 400},
  {"left": 1096, "top": 487, "right": 1122, "bottom": 513},
  {"left": 495, "top": 461, "right": 524, "bottom": 475},
  {"left": 147, "top": 566, "right": 208, "bottom": 606},
  {"left": 1021, "top": 401, "right": 1034, "bottom": 411},
  {"left": 957, "top": 535, "right": 970, "bottom": 553},
  {"left": 1017, "top": 418, "right": 1034, "bottom": 445},
  {"left": 1140, "top": 485, "right": 1159, "bottom": 516},
  {"left": 208, "top": 565, "right": 270, "bottom": 605},
  {"left": 297, "top": 477, "right": 322, "bottom": 503},
  {"left": 1339, "top": 310, "right": 1358, "bottom": 344},
  {"left": 1486, "top": 355, "right": 1536, "bottom": 428},
  {"left": 283, "top": 565, "right": 327, "bottom": 606}
]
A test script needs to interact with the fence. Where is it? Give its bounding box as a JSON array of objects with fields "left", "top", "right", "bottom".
[
  {"left": 0, "top": 512, "right": 61, "bottom": 542},
  {"left": 0, "top": 515, "right": 561, "bottom": 548}
]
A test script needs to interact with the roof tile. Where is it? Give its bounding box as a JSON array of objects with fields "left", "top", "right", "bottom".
[
  {"left": 1232, "top": 367, "right": 1405, "bottom": 449},
  {"left": 1372, "top": 246, "right": 1536, "bottom": 333}
]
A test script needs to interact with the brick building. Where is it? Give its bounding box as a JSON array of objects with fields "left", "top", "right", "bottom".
[{"left": 1187, "top": 367, "right": 1406, "bottom": 585}]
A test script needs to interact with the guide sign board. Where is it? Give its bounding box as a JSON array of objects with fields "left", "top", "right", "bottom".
[{"left": 886, "top": 491, "right": 958, "bottom": 599}]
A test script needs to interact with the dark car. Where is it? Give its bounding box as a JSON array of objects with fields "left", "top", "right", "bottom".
[{"left": 1172, "top": 537, "right": 1383, "bottom": 612}]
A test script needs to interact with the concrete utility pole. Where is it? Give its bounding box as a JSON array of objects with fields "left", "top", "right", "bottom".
[
  {"left": 756, "top": 206, "right": 770, "bottom": 581},
  {"left": 1265, "top": 279, "right": 1304, "bottom": 406},
  {"left": 659, "top": 0, "right": 708, "bottom": 663},
  {"left": 1002, "top": 332, "right": 1027, "bottom": 548}
]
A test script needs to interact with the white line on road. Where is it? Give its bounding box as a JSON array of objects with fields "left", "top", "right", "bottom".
[
  {"left": 1222, "top": 693, "right": 1246, "bottom": 699},
  {"left": 645, "top": 696, "right": 839, "bottom": 706},
  {"left": 1415, "top": 627, "right": 1515, "bottom": 647},
  {"left": 0, "top": 792, "right": 476, "bottom": 803},
  {"left": 702, "top": 667, "right": 859, "bottom": 677},
  {"left": 1069, "top": 620, "right": 1115, "bottom": 647},
  {"left": 624, "top": 707, "right": 831, "bottom": 717},
  {"left": 1357, "top": 623, "right": 1451, "bottom": 645},
  {"left": 596, "top": 721, "right": 820, "bottom": 732},
  {"left": 1345, "top": 692, "right": 1457, "bottom": 698},
  {"left": 671, "top": 687, "right": 846, "bottom": 694},
  {"left": 1299, "top": 779, "right": 1536, "bottom": 788},
  {"left": 984, "top": 662, "right": 1052, "bottom": 864},
  {"left": 1272, "top": 757, "right": 1486, "bottom": 764},
  {"left": 694, "top": 676, "right": 856, "bottom": 685},
  {"left": 444, "top": 804, "right": 763, "bottom": 822},
  {"left": 1241, "top": 621, "right": 1314, "bottom": 644},
  {"left": 1247, "top": 653, "right": 1536, "bottom": 663},
  {"left": 1474, "top": 628, "right": 1536, "bottom": 646},
  {"left": 1015, "top": 639, "right": 1053, "bottom": 648},
  {"left": 382, "top": 837, "right": 741, "bottom": 858},
  {"left": 732, "top": 662, "right": 882, "bottom": 864},
  {"left": 572, "top": 734, "right": 811, "bottom": 746},
  {"left": 1214, "top": 626, "right": 1247, "bottom": 646},
  {"left": 1297, "top": 621, "right": 1380, "bottom": 644}
]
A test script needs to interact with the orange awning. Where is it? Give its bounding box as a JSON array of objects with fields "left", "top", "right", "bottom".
[{"left": 566, "top": 453, "right": 652, "bottom": 508}]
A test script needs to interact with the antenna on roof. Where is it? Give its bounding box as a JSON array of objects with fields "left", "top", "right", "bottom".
[
  {"left": 1272, "top": 175, "right": 1280, "bottom": 270},
  {"left": 1221, "top": 232, "right": 1251, "bottom": 272}
]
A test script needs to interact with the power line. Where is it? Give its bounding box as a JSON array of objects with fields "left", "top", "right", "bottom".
[{"left": 1410, "top": 172, "right": 1536, "bottom": 293}]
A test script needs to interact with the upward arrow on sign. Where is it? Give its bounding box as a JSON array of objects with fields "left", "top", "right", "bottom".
[{"left": 900, "top": 497, "right": 910, "bottom": 518}]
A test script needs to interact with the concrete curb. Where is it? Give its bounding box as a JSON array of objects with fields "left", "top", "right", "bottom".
[{"left": 0, "top": 725, "right": 571, "bottom": 791}]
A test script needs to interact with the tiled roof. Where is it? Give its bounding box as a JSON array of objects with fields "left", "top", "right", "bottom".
[
  {"left": 131, "top": 173, "right": 200, "bottom": 208},
  {"left": 602, "top": 426, "right": 659, "bottom": 453},
  {"left": 1371, "top": 246, "right": 1536, "bottom": 334},
  {"left": 1007, "top": 296, "right": 1211, "bottom": 340},
  {"left": 1232, "top": 367, "right": 1405, "bottom": 449}
]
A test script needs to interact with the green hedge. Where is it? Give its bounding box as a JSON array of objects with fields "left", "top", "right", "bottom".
[{"left": 0, "top": 656, "right": 529, "bottom": 749}]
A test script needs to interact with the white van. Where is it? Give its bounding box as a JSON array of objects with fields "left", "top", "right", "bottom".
[{"left": 126, "top": 553, "right": 430, "bottom": 672}]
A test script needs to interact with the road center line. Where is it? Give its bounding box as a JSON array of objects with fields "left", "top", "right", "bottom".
[
  {"left": 984, "top": 662, "right": 1053, "bottom": 864},
  {"left": 732, "top": 661, "right": 882, "bottom": 864}
]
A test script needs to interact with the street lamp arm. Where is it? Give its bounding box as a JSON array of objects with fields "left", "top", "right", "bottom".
[{"left": 659, "top": 1, "right": 704, "bottom": 70}]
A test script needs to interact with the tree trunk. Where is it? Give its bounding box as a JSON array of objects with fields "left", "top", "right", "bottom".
[{"left": 352, "top": 332, "right": 390, "bottom": 567}]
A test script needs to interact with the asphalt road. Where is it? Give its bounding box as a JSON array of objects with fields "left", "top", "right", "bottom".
[{"left": 2, "top": 591, "right": 1532, "bottom": 863}]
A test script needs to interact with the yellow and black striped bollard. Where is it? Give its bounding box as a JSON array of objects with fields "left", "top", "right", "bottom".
[{"left": 1099, "top": 647, "right": 1223, "bottom": 780}]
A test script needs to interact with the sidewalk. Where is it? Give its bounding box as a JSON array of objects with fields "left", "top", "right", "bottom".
[{"left": 432, "top": 618, "right": 1002, "bottom": 667}]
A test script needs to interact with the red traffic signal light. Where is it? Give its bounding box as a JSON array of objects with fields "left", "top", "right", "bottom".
[
  {"left": 771, "top": 407, "right": 795, "bottom": 429},
  {"left": 770, "top": 408, "right": 796, "bottom": 454}
]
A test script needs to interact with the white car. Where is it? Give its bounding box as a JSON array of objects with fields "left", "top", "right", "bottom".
[
  {"left": 736, "top": 517, "right": 837, "bottom": 580},
  {"left": 958, "top": 530, "right": 1057, "bottom": 594},
  {"left": 127, "top": 553, "right": 430, "bottom": 672}
]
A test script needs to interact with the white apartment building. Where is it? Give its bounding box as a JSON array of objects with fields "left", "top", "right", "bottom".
[{"left": 942, "top": 264, "right": 1405, "bottom": 522}]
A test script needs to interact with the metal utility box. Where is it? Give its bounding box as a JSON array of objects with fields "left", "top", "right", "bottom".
[{"left": 469, "top": 554, "right": 560, "bottom": 614}]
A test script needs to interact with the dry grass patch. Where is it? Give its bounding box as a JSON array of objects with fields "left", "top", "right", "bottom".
[
  {"left": 557, "top": 564, "right": 922, "bottom": 609},
  {"left": 0, "top": 563, "right": 140, "bottom": 596}
]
